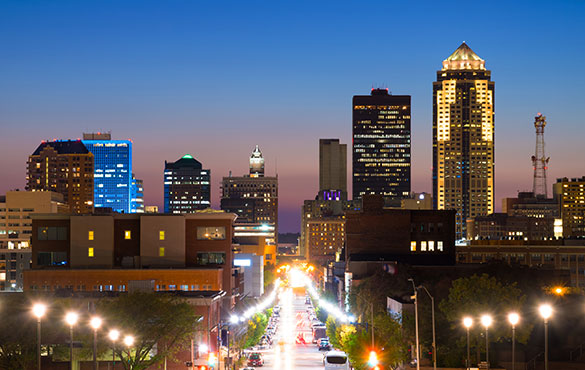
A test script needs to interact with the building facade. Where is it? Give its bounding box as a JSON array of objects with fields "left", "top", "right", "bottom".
[
  {"left": 82, "top": 132, "right": 133, "bottom": 213},
  {"left": 306, "top": 218, "right": 345, "bottom": 266},
  {"left": 221, "top": 146, "right": 278, "bottom": 241},
  {"left": 433, "top": 42, "right": 495, "bottom": 239},
  {"left": 320, "top": 139, "right": 347, "bottom": 200},
  {"left": 130, "top": 174, "right": 144, "bottom": 213},
  {"left": 28, "top": 211, "right": 239, "bottom": 306},
  {"left": 0, "top": 191, "right": 67, "bottom": 291},
  {"left": 27, "top": 140, "right": 94, "bottom": 213},
  {"left": 352, "top": 89, "right": 411, "bottom": 205},
  {"left": 555, "top": 177, "right": 585, "bottom": 237},
  {"left": 345, "top": 195, "right": 456, "bottom": 278},
  {"left": 164, "top": 154, "right": 211, "bottom": 213},
  {"left": 466, "top": 213, "right": 555, "bottom": 240}
]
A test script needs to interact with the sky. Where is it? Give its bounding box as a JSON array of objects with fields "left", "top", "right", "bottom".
[{"left": 1, "top": 0, "right": 585, "bottom": 232}]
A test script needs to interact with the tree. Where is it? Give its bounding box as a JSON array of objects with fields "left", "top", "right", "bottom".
[
  {"left": 98, "top": 292, "right": 200, "bottom": 370},
  {"left": 439, "top": 274, "right": 532, "bottom": 366},
  {"left": 0, "top": 295, "right": 36, "bottom": 369}
]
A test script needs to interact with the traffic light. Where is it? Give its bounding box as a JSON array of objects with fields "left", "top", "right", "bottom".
[{"left": 368, "top": 351, "right": 379, "bottom": 368}]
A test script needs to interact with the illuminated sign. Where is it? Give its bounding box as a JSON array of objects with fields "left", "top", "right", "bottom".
[{"left": 234, "top": 259, "right": 251, "bottom": 267}]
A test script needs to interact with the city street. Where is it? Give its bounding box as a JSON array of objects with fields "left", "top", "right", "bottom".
[{"left": 250, "top": 288, "right": 325, "bottom": 370}]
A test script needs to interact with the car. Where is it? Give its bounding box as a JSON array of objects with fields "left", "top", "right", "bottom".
[
  {"left": 247, "top": 352, "right": 264, "bottom": 367},
  {"left": 318, "top": 338, "right": 331, "bottom": 351}
]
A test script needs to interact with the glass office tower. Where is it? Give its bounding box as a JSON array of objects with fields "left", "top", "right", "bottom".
[{"left": 82, "top": 133, "right": 132, "bottom": 213}]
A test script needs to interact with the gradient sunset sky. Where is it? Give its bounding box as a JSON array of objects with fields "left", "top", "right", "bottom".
[{"left": 1, "top": 1, "right": 584, "bottom": 232}]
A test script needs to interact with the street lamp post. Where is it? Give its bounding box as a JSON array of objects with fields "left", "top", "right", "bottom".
[
  {"left": 108, "top": 329, "right": 120, "bottom": 370},
  {"left": 408, "top": 279, "right": 420, "bottom": 370},
  {"left": 65, "top": 312, "right": 79, "bottom": 370},
  {"left": 539, "top": 304, "right": 553, "bottom": 370},
  {"left": 352, "top": 293, "right": 375, "bottom": 348},
  {"left": 32, "top": 303, "right": 47, "bottom": 370},
  {"left": 508, "top": 313, "right": 520, "bottom": 370},
  {"left": 124, "top": 336, "right": 134, "bottom": 370},
  {"left": 90, "top": 317, "right": 102, "bottom": 370},
  {"left": 481, "top": 315, "right": 493, "bottom": 370},
  {"left": 419, "top": 286, "right": 437, "bottom": 370},
  {"left": 463, "top": 317, "right": 473, "bottom": 370}
]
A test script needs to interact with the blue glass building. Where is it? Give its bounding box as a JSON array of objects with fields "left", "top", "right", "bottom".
[
  {"left": 131, "top": 174, "right": 144, "bottom": 213},
  {"left": 82, "top": 134, "right": 132, "bottom": 213}
]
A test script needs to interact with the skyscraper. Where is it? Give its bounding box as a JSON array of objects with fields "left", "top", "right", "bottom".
[
  {"left": 352, "top": 89, "right": 411, "bottom": 205},
  {"left": 130, "top": 174, "right": 144, "bottom": 213},
  {"left": 27, "top": 140, "right": 94, "bottom": 213},
  {"left": 221, "top": 146, "right": 278, "bottom": 243},
  {"left": 433, "top": 42, "right": 495, "bottom": 238},
  {"left": 319, "top": 139, "right": 347, "bottom": 200},
  {"left": 82, "top": 132, "right": 133, "bottom": 213},
  {"left": 164, "top": 155, "right": 211, "bottom": 213}
]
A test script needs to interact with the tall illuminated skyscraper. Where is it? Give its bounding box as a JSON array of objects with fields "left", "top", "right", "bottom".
[
  {"left": 164, "top": 154, "right": 211, "bottom": 213},
  {"left": 82, "top": 132, "right": 132, "bottom": 213},
  {"left": 433, "top": 42, "right": 495, "bottom": 238},
  {"left": 352, "top": 88, "right": 411, "bottom": 205}
]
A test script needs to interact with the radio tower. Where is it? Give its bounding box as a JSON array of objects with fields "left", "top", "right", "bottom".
[{"left": 531, "top": 113, "right": 550, "bottom": 197}]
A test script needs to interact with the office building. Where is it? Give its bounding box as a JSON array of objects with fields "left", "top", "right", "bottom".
[
  {"left": 130, "top": 174, "right": 144, "bottom": 213},
  {"left": 457, "top": 239, "right": 585, "bottom": 288},
  {"left": 82, "top": 132, "right": 133, "bottom": 213},
  {"left": 345, "top": 195, "right": 456, "bottom": 278},
  {"left": 554, "top": 177, "right": 585, "bottom": 237},
  {"left": 27, "top": 140, "right": 94, "bottom": 213},
  {"left": 233, "top": 253, "right": 264, "bottom": 298},
  {"left": 27, "top": 211, "right": 239, "bottom": 306},
  {"left": 352, "top": 89, "right": 411, "bottom": 205},
  {"left": 221, "top": 146, "right": 278, "bottom": 242},
  {"left": 164, "top": 154, "right": 211, "bottom": 213},
  {"left": 306, "top": 217, "right": 345, "bottom": 265},
  {"left": 0, "top": 190, "right": 67, "bottom": 291},
  {"left": 466, "top": 213, "right": 555, "bottom": 240},
  {"left": 401, "top": 192, "right": 433, "bottom": 210},
  {"left": 433, "top": 42, "right": 495, "bottom": 239},
  {"left": 502, "top": 191, "right": 558, "bottom": 219},
  {"left": 320, "top": 139, "right": 347, "bottom": 200}
]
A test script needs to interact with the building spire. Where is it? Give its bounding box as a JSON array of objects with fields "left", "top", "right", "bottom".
[{"left": 249, "top": 145, "right": 265, "bottom": 177}]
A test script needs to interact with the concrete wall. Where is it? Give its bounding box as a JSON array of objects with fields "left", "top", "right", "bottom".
[
  {"left": 70, "top": 215, "right": 114, "bottom": 268},
  {"left": 140, "top": 215, "right": 185, "bottom": 267}
]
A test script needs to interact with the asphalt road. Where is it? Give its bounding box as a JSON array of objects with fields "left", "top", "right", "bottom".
[{"left": 247, "top": 288, "right": 325, "bottom": 370}]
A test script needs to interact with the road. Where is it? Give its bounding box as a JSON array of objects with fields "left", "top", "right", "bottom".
[{"left": 249, "top": 288, "right": 325, "bottom": 370}]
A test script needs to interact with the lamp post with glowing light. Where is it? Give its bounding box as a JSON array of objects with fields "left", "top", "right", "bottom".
[
  {"left": 508, "top": 313, "right": 519, "bottom": 370},
  {"left": 123, "top": 336, "right": 134, "bottom": 369},
  {"left": 32, "top": 303, "right": 47, "bottom": 370},
  {"left": 108, "top": 329, "right": 120, "bottom": 369},
  {"left": 463, "top": 317, "right": 472, "bottom": 370},
  {"left": 481, "top": 315, "right": 492, "bottom": 370},
  {"left": 89, "top": 317, "right": 102, "bottom": 370},
  {"left": 65, "top": 312, "right": 79, "bottom": 370},
  {"left": 539, "top": 304, "right": 553, "bottom": 370}
]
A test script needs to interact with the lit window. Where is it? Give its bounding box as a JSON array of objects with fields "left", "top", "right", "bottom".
[
  {"left": 428, "top": 241, "right": 435, "bottom": 251},
  {"left": 410, "top": 241, "right": 416, "bottom": 251},
  {"left": 159, "top": 247, "right": 165, "bottom": 257},
  {"left": 159, "top": 231, "right": 165, "bottom": 240},
  {"left": 88, "top": 231, "right": 94, "bottom": 240},
  {"left": 88, "top": 247, "right": 94, "bottom": 257},
  {"left": 124, "top": 230, "right": 131, "bottom": 240},
  {"left": 437, "top": 241, "right": 444, "bottom": 251},
  {"left": 421, "top": 241, "right": 427, "bottom": 251}
]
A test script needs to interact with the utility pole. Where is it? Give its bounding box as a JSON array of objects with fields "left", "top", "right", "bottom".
[
  {"left": 419, "top": 285, "right": 437, "bottom": 370},
  {"left": 409, "top": 279, "right": 420, "bottom": 370}
]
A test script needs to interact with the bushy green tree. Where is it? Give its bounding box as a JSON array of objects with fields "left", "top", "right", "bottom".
[
  {"left": 98, "top": 292, "right": 200, "bottom": 370},
  {"left": 0, "top": 295, "right": 36, "bottom": 369}
]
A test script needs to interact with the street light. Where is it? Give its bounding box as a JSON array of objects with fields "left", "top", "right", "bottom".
[
  {"left": 481, "top": 315, "right": 493, "bottom": 370},
  {"left": 463, "top": 317, "right": 473, "bottom": 370},
  {"left": 508, "top": 313, "right": 519, "bottom": 370},
  {"left": 32, "top": 303, "right": 47, "bottom": 370},
  {"left": 418, "top": 286, "right": 437, "bottom": 370},
  {"left": 89, "top": 317, "right": 102, "bottom": 370},
  {"left": 539, "top": 304, "right": 553, "bottom": 370},
  {"left": 65, "top": 312, "right": 79, "bottom": 370},
  {"left": 124, "top": 335, "right": 134, "bottom": 347},
  {"left": 408, "top": 279, "right": 420, "bottom": 370},
  {"left": 109, "top": 329, "right": 120, "bottom": 369}
]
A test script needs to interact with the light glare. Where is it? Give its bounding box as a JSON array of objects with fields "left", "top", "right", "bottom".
[
  {"left": 463, "top": 316, "right": 473, "bottom": 328},
  {"left": 508, "top": 312, "right": 520, "bottom": 326},
  {"left": 481, "top": 314, "right": 492, "bottom": 328},
  {"left": 65, "top": 312, "right": 79, "bottom": 326},
  {"left": 539, "top": 304, "right": 553, "bottom": 320}
]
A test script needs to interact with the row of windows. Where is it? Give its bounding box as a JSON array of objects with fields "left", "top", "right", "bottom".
[{"left": 410, "top": 241, "right": 444, "bottom": 252}]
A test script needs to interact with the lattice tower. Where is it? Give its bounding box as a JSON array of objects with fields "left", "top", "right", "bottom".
[{"left": 531, "top": 113, "right": 549, "bottom": 197}]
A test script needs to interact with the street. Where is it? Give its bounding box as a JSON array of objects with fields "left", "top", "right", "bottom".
[{"left": 249, "top": 288, "right": 325, "bottom": 370}]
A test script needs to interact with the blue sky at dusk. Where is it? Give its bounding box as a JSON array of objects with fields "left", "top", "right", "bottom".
[{"left": 1, "top": 1, "right": 584, "bottom": 232}]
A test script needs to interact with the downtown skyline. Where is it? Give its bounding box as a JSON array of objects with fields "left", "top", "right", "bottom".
[{"left": 1, "top": 1, "right": 585, "bottom": 232}]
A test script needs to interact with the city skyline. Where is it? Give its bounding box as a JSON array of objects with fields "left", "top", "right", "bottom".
[{"left": 1, "top": 1, "right": 585, "bottom": 232}]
